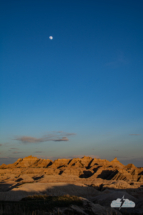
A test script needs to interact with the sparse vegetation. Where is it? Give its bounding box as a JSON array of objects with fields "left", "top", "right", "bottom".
[
  {"left": 0, "top": 194, "right": 138, "bottom": 215},
  {"left": 21, "top": 194, "right": 83, "bottom": 208},
  {"left": 0, "top": 195, "right": 83, "bottom": 215}
]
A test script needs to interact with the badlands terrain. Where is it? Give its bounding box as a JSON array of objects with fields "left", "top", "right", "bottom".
[{"left": 0, "top": 155, "right": 143, "bottom": 215}]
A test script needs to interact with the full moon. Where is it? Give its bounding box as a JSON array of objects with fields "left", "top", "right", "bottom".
[{"left": 49, "top": 36, "right": 53, "bottom": 40}]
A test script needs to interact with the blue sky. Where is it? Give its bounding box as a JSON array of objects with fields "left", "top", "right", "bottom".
[{"left": 0, "top": 0, "right": 143, "bottom": 166}]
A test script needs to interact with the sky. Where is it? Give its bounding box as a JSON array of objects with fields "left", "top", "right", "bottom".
[{"left": 0, "top": 0, "right": 143, "bottom": 167}]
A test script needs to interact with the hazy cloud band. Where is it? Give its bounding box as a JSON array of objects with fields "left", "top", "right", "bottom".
[{"left": 15, "top": 131, "right": 75, "bottom": 143}]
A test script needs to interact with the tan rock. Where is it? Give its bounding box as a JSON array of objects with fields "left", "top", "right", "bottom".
[
  {"left": 0, "top": 163, "right": 7, "bottom": 169},
  {"left": 110, "top": 157, "right": 125, "bottom": 168},
  {"left": 50, "top": 158, "right": 70, "bottom": 168},
  {"left": 31, "top": 159, "right": 52, "bottom": 168}
]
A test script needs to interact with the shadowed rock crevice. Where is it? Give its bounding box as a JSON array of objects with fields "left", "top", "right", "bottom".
[
  {"left": 59, "top": 170, "right": 64, "bottom": 175},
  {"left": 79, "top": 170, "right": 94, "bottom": 178},
  {"left": 97, "top": 170, "right": 118, "bottom": 180},
  {"left": 16, "top": 178, "right": 23, "bottom": 182},
  {"left": 92, "top": 166, "right": 102, "bottom": 173},
  {"left": 44, "top": 161, "right": 53, "bottom": 168},
  {"left": 139, "top": 171, "right": 143, "bottom": 175},
  {"left": 32, "top": 175, "right": 44, "bottom": 180},
  {"left": 86, "top": 158, "right": 94, "bottom": 169},
  {"left": 57, "top": 165, "right": 67, "bottom": 169}
]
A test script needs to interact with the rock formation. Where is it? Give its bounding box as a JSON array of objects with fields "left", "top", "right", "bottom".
[
  {"left": 0, "top": 155, "right": 143, "bottom": 214},
  {"left": 0, "top": 155, "right": 143, "bottom": 182}
]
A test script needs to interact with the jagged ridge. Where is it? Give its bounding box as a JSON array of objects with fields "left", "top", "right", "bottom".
[{"left": 0, "top": 155, "right": 143, "bottom": 182}]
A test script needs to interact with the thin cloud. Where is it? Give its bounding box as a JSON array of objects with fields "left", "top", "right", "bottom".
[
  {"left": 15, "top": 136, "right": 69, "bottom": 143},
  {"left": 15, "top": 131, "right": 75, "bottom": 144},
  {"left": 15, "top": 136, "right": 44, "bottom": 143},
  {"left": 0, "top": 144, "right": 2, "bottom": 146},
  {"left": 54, "top": 137, "right": 68, "bottom": 141}
]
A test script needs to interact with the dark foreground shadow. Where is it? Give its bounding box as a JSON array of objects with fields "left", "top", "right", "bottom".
[{"left": 0, "top": 182, "right": 143, "bottom": 215}]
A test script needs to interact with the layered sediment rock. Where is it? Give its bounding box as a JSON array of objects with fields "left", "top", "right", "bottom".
[{"left": 0, "top": 155, "right": 142, "bottom": 183}]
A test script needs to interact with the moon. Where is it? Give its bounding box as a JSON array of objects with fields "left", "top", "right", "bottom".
[{"left": 49, "top": 36, "right": 53, "bottom": 40}]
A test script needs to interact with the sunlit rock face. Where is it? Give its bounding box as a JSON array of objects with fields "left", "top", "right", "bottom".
[{"left": 0, "top": 155, "right": 142, "bottom": 183}]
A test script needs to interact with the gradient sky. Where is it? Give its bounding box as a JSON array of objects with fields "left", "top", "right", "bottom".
[{"left": 0, "top": 0, "right": 143, "bottom": 166}]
